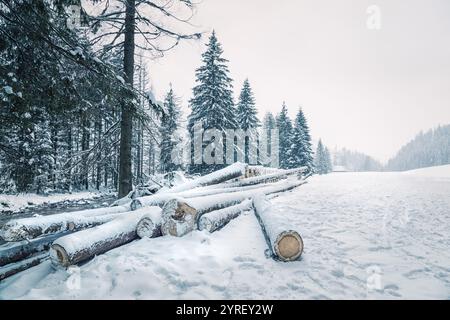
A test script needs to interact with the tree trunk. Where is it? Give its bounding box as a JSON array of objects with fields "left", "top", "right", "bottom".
[
  {"left": 0, "top": 253, "right": 48, "bottom": 281},
  {"left": 1, "top": 205, "right": 131, "bottom": 241},
  {"left": 198, "top": 199, "right": 253, "bottom": 233},
  {"left": 118, "top": 0, "right": 136, "bottom": 198},
  {"left": 50, "top": 210, "right": 148, "bottom": 268},
  {"left": 160, "top": 178, "right": 307, "bottom": 237},
  {"left": 0, "top": 232, "right": 69, "bottom": 267},
  {"left": 135, "top": 207, "right": 163, "bottom": 238},
  {"left": 252, "top": 195, "right": 304, "bottom": 262}
]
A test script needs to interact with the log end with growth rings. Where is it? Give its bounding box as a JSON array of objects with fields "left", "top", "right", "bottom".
[
  {"left": 161, "top": 199, "right": 197, "bottom": 237},
  {"left": 136, "top": 217, "right": 161, "bottom": 238},
  {"left": 274, "top": 231, "right": 304, "bottom": 261},
  {"left": 50, "top": 244, "right": 71, "bottom": 268}
]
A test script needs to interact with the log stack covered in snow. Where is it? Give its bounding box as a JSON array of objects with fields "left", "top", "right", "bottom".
[{"left": 0, "top": 162, "right": 309, "bottom": 277}]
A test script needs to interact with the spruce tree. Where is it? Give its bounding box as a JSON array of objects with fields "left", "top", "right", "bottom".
[
  {"left": 160, "top": 86, "right": 181, "bottom": 173},
  {"left": 324, "top": 147, "right": 333, "bottom": 173},
  {"left": 236, "top": 79, "right": 260, "bottom": 163},
  {"left": 315, "top": 139, "right": 326, "bottom": 174},
  {"left": 276, "top": 103, "right": 293, "bottom": 169},
  {"left": 188, "top": 31, "right": 237, "bottom": 174},
  {"left": 287, "top": 108, "right": 314, "bottom": 172}
]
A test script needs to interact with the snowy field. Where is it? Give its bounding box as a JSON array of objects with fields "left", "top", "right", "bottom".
[{"left": 0, "top": 166, "right": 449, "bottom": 299}]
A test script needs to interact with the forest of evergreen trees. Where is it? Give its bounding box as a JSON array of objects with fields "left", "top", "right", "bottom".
[
  {"left": 0, "top": 1, "right": 316, "bottom": 194},
  {"left": 386, "top": 125, "right": 450, "bottom": 171}
]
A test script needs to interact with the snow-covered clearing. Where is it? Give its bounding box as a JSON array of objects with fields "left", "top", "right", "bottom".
[
  {"left": 0, "top": 192, "right": 113, "bottom": 215},
  {"left": 1, "top": 166, "right": 449, "bottom": 299}
]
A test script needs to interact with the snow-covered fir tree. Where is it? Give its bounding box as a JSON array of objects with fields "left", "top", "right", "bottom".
[
  {"left": 276, "top": 103, "right": 293, "bottom": 169},
  {"left": 236, "top": 79, "right": 260, "bottom": 163},
  {"left": 286, "top": 108, "right": 314, "bottom": 172},
  {"left": 188, "top": 31, "right": 237, "bottom": 174},
  {"left": 315, "top": 139, "right": 332, "bottom": 174},
  {"left": 160, "top": 86, "right": 181, "bottom": 173}
]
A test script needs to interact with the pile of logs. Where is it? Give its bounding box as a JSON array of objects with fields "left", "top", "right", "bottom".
[{"left": 0, "top": 162, "right": 308, "bottom": 280}]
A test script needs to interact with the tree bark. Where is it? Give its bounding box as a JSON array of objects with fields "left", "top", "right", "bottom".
[
  {"left": 0, "top": 232, "right": 69, "bottom": 267},
  {"left": 161, "top": 178, "right": 307, "bottom": 237},
  {"left": 252, "top": 195, "right": 304, "bottom": 262},
  {"left": 0, "top": 253, "right": 48, "bottom": 281},
  {"left": 198, "top": 199, "right": 253, "bottom": 233},
  {"left": 1, "top": 205, "right": 131, "bottom": 241},
  {"left": 118, "top": 0, "right": 136, "bottom": 198},
  {"left": 50, "top": 210, "right": 148, "bottom": 268}
]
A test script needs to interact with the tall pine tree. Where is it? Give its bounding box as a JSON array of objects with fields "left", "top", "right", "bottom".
[
  {"left": 276, "top": 103, "right": 293, "bottom": 169},
  {"left": 315, "top": 139, "right": 332, "bottom": 174},
  {"left": 188, "top": 31, "right": 237, "bottom": 174},
  {"left": 287, "top": 108, "right": 314, "bottom": 172},
  {"left": 236, "top": 79, "right": 260, "bottom": 163},
  {"left": 160, "top": 86, "right": 181, "bottom": 173}
]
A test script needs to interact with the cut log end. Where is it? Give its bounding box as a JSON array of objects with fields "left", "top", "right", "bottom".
[
  {"left": 136, "top": 217, "right": 161, "bottom": 238},
  {"left": 274, "top": 231, "right": 304, "bottom": 261},
  {"left": 50, "top": 244, "right": 70, "bottom": 268},
  {"left": 161, "top": 199, "right": 198, "bottom": 237}
]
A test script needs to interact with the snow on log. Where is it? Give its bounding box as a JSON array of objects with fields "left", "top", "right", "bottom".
[
  {"left": 203, "top": 167, "right": 307, "bottom": 190},
  {"left": 0, "top": 232, "right": 70, "bottom": 267},
  {"left": 164, "top": 162, "right": 248, "bottom": 194},
  {"left": 161, "top": 178, "right": 307, "bottom": 237},
  {"left": 135, "top": 207, "right": 164, "bottom": 238},
  {"left": 50, "top": 208, "right": 155, "bottom": 267},
  {"left": 0, "top": 205, "right": 131, "bottom": 242},
  {"left": 0, "top": 253, "right": 48, "bottom": 281},
  {"left": 130, "top": 193, "right": 178, "bottom": 211},
  {"left": 198, "top": 199, "right": 254, "bottom": 233},
  {"left": 252, "top": 195, "right": 304, "bottom": 262}
]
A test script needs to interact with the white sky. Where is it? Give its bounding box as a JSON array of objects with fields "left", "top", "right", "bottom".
[{"left": 144, "top": 0, "right": 450, "bottom": 162}]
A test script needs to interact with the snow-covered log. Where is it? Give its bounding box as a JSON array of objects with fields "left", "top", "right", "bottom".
[
  {"left": 50, "top": 209, "right": 154, "bottom": 268},
  {"left": 252, "top": 195, "right": 304, "bottom": 262},
  {"left": 198, "top": 199, "right": 254, "bottom": 233},
  {"left": 0, "top": 205, "right": 131, "bottom": 242},
  {"left": 203, "top": 167, "right": 307, "bottom": 190},
  {"left": 135, "top": 207, "right": 164, "bottom": 238},
  {"left": 0, "top": 253, "right": 48, "bottom": 281},
  {"left": 0, "top": 232, "right": 70, "bottom": 267},
  {"left": 164, "top": 162, "right": 248, "bottom": 194},
  {"left": 161, "top": 179, "right": 307, "bottom": 237},
  {"left": 130, "top": 193, "right": 178, "bottom": 211},
  {"left": 224, "top": 167, "right": 307, "bottom": 188}
]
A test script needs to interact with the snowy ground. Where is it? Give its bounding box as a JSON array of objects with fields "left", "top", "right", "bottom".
[
  {"left": 1, "top": 166, "right": 449, "bottom": 299},
  {"left": 0, "top": 191, "right": 114, "bottom": 215}
]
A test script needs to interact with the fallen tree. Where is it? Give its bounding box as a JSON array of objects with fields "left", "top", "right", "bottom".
[
  {"left": 162, "top": 162, "right": 248, "bottom": 194},
  {"left": 50, "top": 207, "right": 159, "bottom": 268},
  {"left": 136, "top": 207, "right": 164, "bottom": 238},
  {"left": 0, "top": 232, "right": 70, "bottom": 267},
  {"left": 0, "top": 253, "right": 48, "bottom": 281},
  {"left": 252, "top": 195, "right": 304, "bottom": 262},
  {"left": 204, "top": 167, "right": 307, "bottom": 189},
  {"left": 0, "top": 205, "right": 131, "bottom": 242},
  {"left": 161, "top": 178, "right": 307, "bottom": 237},
  {"left": 198, "top": 199, "right": 254, "bottom": 233}
]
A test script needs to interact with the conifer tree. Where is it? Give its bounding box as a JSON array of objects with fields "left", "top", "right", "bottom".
[
  {"left": 236, "top": 79, "right": 260, "bottom": 163},
  {"left": 276, "top": 103, "right": 293, "bottom": 169},
  {"left": 287, "top": 108, "right": 314, "bottom": 172},
  {"left": 188, "top": 31, "right": 237, "bottom": 174},
  {"left": 160, "top": 86, "right": 181, "bottom": 173}
]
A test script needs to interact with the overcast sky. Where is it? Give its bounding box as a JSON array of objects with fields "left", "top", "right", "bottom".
[{"left": 144, "top": 0, "right": 450, "bottom": 162}]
